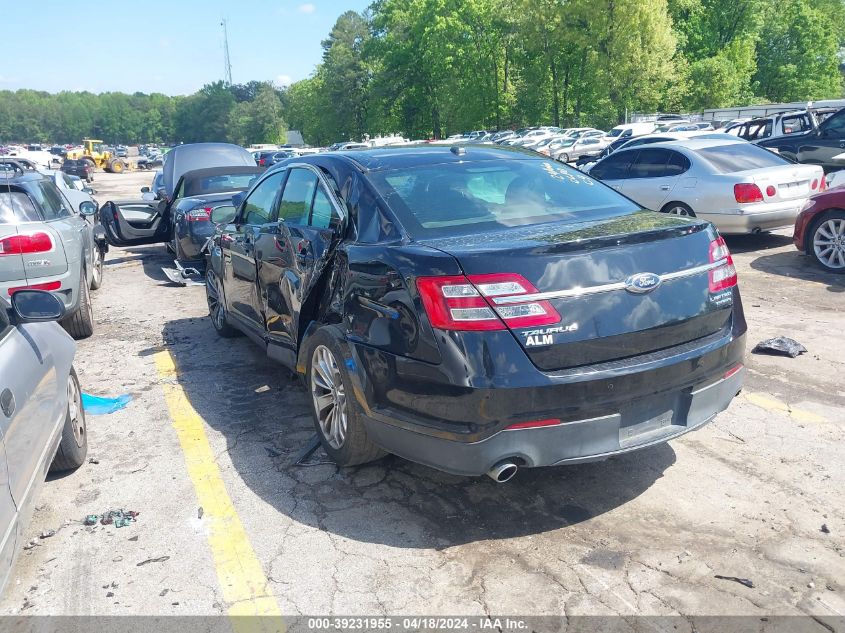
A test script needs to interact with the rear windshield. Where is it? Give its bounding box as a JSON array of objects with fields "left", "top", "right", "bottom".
[
  {"left": 696, "top": 144, "right": 789, "bottom": 173},
  {"left": 369, "top": 159, "right": 639, "bottom": 238},
  {"left": 184, "top": 173, "right": 257, "bottom": 197},
  {"left": 0, "top": 191, "right": 42, "bottom": 223}
]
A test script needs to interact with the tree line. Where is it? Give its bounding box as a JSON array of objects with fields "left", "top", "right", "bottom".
[
  {"left": 2, "top": 0, "right": 843, "bottom": 146},
  {"left": 0, "top": 80, "right": 287, "bottom": 146}
]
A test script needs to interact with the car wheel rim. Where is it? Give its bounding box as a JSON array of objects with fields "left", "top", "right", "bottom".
[
  {"left": 668, "top": 206, "right": 690, "bottom": 216},
  {"left": 93, "top": 251, "right": 103, "bottom": 284},
  {"left": 206, "top": 272, "right": 226, "bottom": 329},
  {"left": 67, "top": 375, "right": 85, "bottom": 448},
  {"left": 311, "top": 345, "right": 347, "bottom": 450},
  {"left": 813, "top": 218, "right": 845, "bottom": 269}
]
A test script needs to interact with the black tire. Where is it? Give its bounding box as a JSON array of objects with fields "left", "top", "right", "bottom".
[
  {"left": 90, "top": 246, "right": 104, "bottom": 290},
  {"left": 304, "top": 326, "right": 386, "bottom": 467},
  {"left": 558, "top": 153, "right": 569, "bottom": 163},
  {"left": 61, "top": 276, "right": 95, "bottom": 339},
  {"left": 50, "top": 367, "right": 88, "bottom": 472},
  {"left": 206, "top": 268, "right": 239, "bottom": 337},
  {"left": 661, "top": 201, "right": 696, "bottom": 217},
  {"left": 807, "top": 210, "right": 845, "bottom": 273}
]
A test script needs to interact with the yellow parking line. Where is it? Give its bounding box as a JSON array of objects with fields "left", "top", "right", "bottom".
[
  {"left": 742, "top": 391, "right": 826, "bottom": 424},
  {"left": 154, "top": 351, "right": 284, "bottom": 632}
]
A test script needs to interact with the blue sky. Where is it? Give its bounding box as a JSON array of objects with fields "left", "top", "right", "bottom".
[{"left": 1, "top": 1, "right": 370, "bottom": 95}]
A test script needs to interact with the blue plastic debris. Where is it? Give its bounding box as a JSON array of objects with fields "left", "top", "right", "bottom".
[{"left": 81, "top": 393, "right": 132, "bottom": 415}]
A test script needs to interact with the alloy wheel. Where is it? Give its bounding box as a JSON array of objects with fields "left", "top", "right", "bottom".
[
  {"left": 311, "top": 345, "right": 347, "bottom": 449},
  {"left": 92, "top": 250, "right": 103, "bottom": 285},
  {"left": 206, "top": 271, "right": 226, "bottom": 329},
  {"left": 67, "top": 375, "right": 85, "bottom": 448},
  {"left": 813, "top": 218, "right": 845, "bottom": 269},
  {"left": 667, "top": 205, "right": 691, "bottom": 216}
]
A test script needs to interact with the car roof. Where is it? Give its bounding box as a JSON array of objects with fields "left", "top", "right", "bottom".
[
  {"left": 619, "top": 138, "right": 748, "bottom": 153},
  {"left": 315, "top": 145, "right": 544, "bottom": 172},
  {"left": 0, "top": 171, "right": 46, "bottom": 184}
]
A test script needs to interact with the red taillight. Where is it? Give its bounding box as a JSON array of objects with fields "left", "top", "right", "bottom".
[
  {"left": 8, "top": 280, "right": 61, "bottom": 296},
  {"left": 0, "top": 232, "right": 53, "bottom": 256},
  {"left": 819, "top": 177, "right": 827, "bottom": 192},
  {"left": 724, "top": 364, "right": 743, "bottom": 380},
  {"left": 734, "top": 183, "right": 763, "bottom": 203},
  {"left": 186, "top": 207, "right": 212, "bottom": 222},
  {"left": 709, "top": 236, "right": 737, "bottom": 292},
  {"left": 416, "top": 273, "right": 561, "bottom": 332},
  {"left": 506, "top": 418, "right": 562, "bottom": 430},
  {"left": 765, "top": 185, "right": 776, "bottom": 197},
  {"left": 259, "top": 158, "right": 266, "bottom": 166},
  {"left": 811, "top": 179, "right": 818, "bottom": 190}
]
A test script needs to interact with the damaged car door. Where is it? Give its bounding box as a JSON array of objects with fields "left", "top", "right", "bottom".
[{"left": 255, "top": 166, "right": 344, "bottom": 368}]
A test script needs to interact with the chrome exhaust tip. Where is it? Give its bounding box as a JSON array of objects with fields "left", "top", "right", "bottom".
[{"left": 487, "top": 460, "right": 519, "bottom": 483}]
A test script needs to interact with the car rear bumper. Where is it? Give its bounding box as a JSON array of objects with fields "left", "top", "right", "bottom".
[
  {"left": 347, "top": 329, "right": 746, "bottom": 476},
  {"left": 361, "top": 368, "right": 744, "bottom": 476},
  {"left": 702, "top": 202, "right": 805, "bottom": 234},
  {"left": 0, "top": 268, "right": 79, "bottom": 311}
]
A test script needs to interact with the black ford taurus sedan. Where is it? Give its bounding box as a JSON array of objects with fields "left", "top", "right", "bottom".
[{"left": 205, "top": 146, "right": 746, "bottom": 481}]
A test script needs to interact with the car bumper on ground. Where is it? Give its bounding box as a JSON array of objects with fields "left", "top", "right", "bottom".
[
  {"left": 348, "top": 330, "right": 746, "bottom": 477},
  {"left": 702, "top": 202, "right": 805, "bottom": 234}
]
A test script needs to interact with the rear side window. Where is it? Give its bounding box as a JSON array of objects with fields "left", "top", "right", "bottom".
[
  {"left": 629, "top": 149, "right": 673, "bottom": 178},
  {"left": 697, "top": 144, "right": 789, "bottom": 173},
  {"left": 369, "top": 159, "right": 638, "bottom": 238},
  {"left": 591, "top": 151, "right": 636, "bottom": 180},
  {"left": 29, "top": 182, "right": 72, "bottom": 220},
  {"left": 0, "top": 191, "right": 42, "bottom": 223},
  {"left": 781, "top": 115, "right": 809, "bottom": 134}
]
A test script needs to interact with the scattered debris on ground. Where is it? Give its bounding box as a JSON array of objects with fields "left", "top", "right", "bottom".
[
  {"left": 39, "top": 530, "right": 55, "bottom": 540},
  {"left": 752, "top": 337, "right": 807, "bottom": 358},
  {"left": 137, "top": 556, "right": 170, "bottom": 567},
  {"left": 81, "top": 393, "right": 133, "bottom": 415},
  {"left": 197, "top": 507, "right": 204, "bottom": 520},
  {"left": 715, "top": 575, "right": 754, "bottom": 588},
  {"left": 821, "top": 524, "right": 830, "bottom": 534},
  {"left": 88, "top": 457, "right": 100, "bottom": 464},
  {"left": 84, "top": 509, "right": 139, "bottom": 528}
]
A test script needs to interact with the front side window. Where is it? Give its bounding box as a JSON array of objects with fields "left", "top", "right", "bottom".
[
  {"left": 590, "top": 151, "right": 636, "bottom": 180},
  {"left": 241, "top": 171, "right": 286, "bottom": 225},
  {"left": 310, "top": 187, "right": 340, "bottom": 229},
  {"left": 277, "top": 169, "right": 318, "bottom": 225},
  {"left": 369, "top": 159, "right": 638, "bottom": 238},
  {"left": 822, "top": 110, "right": 845, "bottom": 137}
]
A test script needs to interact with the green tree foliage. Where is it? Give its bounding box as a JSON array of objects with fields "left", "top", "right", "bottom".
[
  {"left": 1, "top": 0, "right": 843, "bottom": 145},
  {"left": 754, "top": 0, "right": 842, "bottom": 102}
]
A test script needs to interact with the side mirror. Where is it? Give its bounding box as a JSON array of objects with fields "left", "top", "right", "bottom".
[
  {"left": 141, "top": 186, "right": 150, "bottom": 193},
  {"left": 210, "top": 205, "right": 237, "bottom": 225},
  {"left": 231, "top": 191, "right": 246, "bottom": 210},
  {"left": 11, "top": 290, "right": 66, "bottom": 322},
  {"left": 141, "top": 192, "right": 156, "bottom": 202},
  {"left": 79, "top": 201, "right": 97, "bottom": 216}
]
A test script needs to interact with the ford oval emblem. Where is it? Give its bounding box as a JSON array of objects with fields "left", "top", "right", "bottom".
[{"left": 625, "top": 272, "right": 662, "bottom": 294}]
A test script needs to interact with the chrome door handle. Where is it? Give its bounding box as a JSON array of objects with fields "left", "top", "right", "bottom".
[{"left": 660, "top": 185, "right": 671, "bottom": 191}]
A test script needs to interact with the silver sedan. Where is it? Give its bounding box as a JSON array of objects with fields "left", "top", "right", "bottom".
[
  {"left": 0, "top": 290, "right": 87, "bottom": 594},
  {"left": 588, "top": 139, "right": 825, "bottom": 234}
]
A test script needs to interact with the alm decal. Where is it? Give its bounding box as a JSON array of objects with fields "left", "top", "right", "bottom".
[{"left": 523, "top": 324, "right": 578, "bottom": 347}]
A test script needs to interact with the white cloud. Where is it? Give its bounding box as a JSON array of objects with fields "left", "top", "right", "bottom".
[
  {"left": 275, "top": 74, "right": 293, "bottom": 87},
  {"left": 298, "top": 3, "right": 315, "bottom": 13}
]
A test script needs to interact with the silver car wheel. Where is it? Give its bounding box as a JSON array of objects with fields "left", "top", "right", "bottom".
[
  {"left": 311, "top": 345, "right": 347, "bottom": 450},
  {"left": 67, "top": 374, "right": 85, "bottom": 448},
  {"left": 667, "top": 205, "right": 691, "bottom": 216},
  {"left": 206, "top": 271, "right": 226, "bottom": 329},
  {"left": 813, "top": 218, "right": 845, "bottom": 269},
  {"left": 91, "top": 249, "right": 103, "bottom": 286}
]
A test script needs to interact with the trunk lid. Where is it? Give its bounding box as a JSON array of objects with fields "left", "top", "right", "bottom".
[
  {"left": 742, "top": 164, "right": 824, "bottom": 202},
  {"left": 420, "top": 212, "right": 733, "bottom": 370}
]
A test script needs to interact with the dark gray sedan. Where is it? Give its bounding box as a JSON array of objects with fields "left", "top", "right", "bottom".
[{"left": 0, "top": 290, "right": 87, "bottom": 593}]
